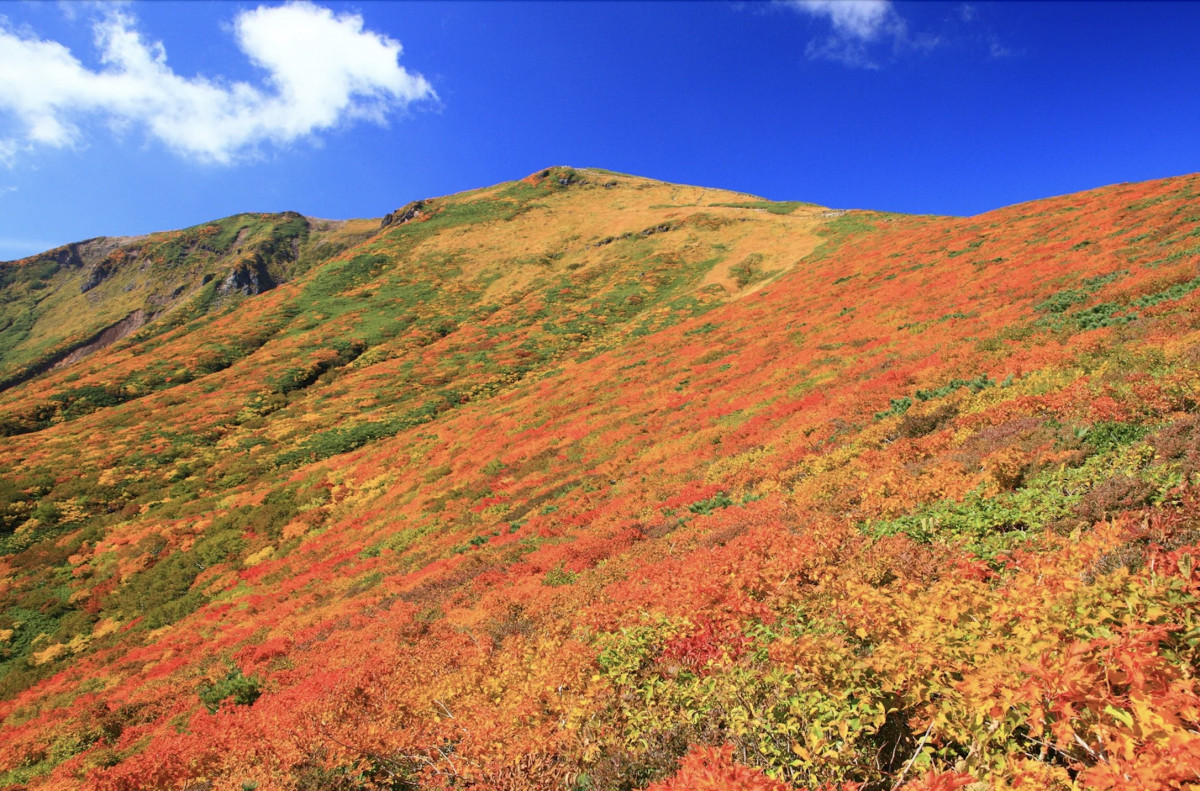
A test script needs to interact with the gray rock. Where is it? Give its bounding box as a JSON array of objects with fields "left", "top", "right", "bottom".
[
  {"left": 217, "top": 261, "right": 275, "bottom": 297},
  {"left": 381, "top": 200, "right": 428, "bottom": 229},
  {"left": 80, "top": 265, "right": 110, "bottom": 293}
]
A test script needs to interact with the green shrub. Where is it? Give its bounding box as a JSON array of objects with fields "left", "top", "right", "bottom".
[
  {"left": 198, "top": 667, "right": 262, "bottom": 713},
  {"left": 688, "top": 491, "right": 734, "bottom": 516},
  {"left": 1035, "top": 271, "right": 1126, "bottom": 314},
  {"left": 1081, "top": 421, "right": 1152, "bottom": 454},
  {"left": 543, "top": 563, "right": 577, "bottom": 587},
  {"left": 875, "top": 397, "right": 912, "bottom": 420}
]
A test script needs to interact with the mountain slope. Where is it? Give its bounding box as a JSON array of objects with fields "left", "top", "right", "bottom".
[
  {"left": 0, "top": 211, "right": 381, "bottom": 393},
  {"left": 0, "top": 168, "right": 1198, "bottom": 789}
]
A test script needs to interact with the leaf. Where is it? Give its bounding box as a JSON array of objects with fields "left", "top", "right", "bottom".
[{"left": 1105, "top": 704, "right": 1134, "bottom": 729}]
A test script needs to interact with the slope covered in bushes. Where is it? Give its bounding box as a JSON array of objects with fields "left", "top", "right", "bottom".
[{"left": 0, "top": 167, "right": 1198, "bottom": 789}]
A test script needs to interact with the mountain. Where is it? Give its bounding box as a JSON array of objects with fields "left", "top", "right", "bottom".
[{"left": 0, "top": 166, "right": 1198, "bottom": 790}]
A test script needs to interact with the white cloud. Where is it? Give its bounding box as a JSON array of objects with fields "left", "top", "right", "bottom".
[
  {"left": 0, "top": 2, "right": 435, "bottom": 164},
  {"left": 785, "top": 0, "right": 911, "bottom": 68},
  {"left": 784, "top": 0, "right": 1017, "bottom": 67},
  {"left": 791, "top": 0, "right": 900, "bottom": 41}
]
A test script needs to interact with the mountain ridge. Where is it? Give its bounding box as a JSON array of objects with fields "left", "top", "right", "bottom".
[{"left": 0, "top": 167, "right": 1198, "bottom": 789}]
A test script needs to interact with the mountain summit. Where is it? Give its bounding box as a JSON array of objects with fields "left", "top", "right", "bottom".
[{"left": 1, "top": 168, "right": 1199, "bottom": 789}]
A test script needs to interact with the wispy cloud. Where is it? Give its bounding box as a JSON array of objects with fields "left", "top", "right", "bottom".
[
  {"left": 0, "top": 1, "right": 436, "bottom": 165},
  {"left": 989, "top": 40, "right": 1016, "bottom": 58},
  {"left": 961, "top": 4, "right": 1023, "bottom": 59},
  {"left": 784, "top": 0, "right": 1017, "bottom": 68},
  {"left": 792, "top": 0, "right": 901, "bottom": 41},
  {"left": 785, "top": 0, "right": 908, "bottom": 68}
]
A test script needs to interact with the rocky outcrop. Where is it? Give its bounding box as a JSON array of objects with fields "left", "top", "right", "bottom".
[
  {"left": 592, "top": 222, "right": 677, "bottom": 248},
  {"left": 381, "top": 200, "right": 430, "bottom": 229},
  {"left": 45, "top": 237, "right": 134, "bottom": 269},
  {"left": 217, "top": 260, "right": 276, "bottom": 297},
  {"left": 44, "top": 242, "right": 87, "bottom": 269},
  {"left": 20, "top": 237, "right": 144, "bottom": 293},
  {"left": 80, "top": 262, "right": 114, "bottom": 293}
]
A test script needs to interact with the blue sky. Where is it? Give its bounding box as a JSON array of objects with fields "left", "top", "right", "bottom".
[{"left": 0, "top": 1, "right": 1197, "bottom": 260}]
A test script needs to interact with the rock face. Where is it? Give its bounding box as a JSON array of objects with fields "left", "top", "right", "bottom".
[
  {"left": 381, "top": 200, "right": 429, "bottom": 229},
  {"left": 30, "top": 237, "right": 142, "bottom": 293},
  {"left": 80, "top": 263, "right": 113, "bottom": 293},
  {"left": 45, "top": 243, "right": 86, "bottom": 269},
  {"left": 217, "top": 261, "right": 275, "bottom": 297}
]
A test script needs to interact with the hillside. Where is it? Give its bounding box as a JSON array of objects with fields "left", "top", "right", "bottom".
[{"left": 0, "top": 166, "right": 1198, "bottom": 790}]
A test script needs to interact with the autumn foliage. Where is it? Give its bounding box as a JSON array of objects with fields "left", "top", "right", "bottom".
[{"left": 0, "top": 166, "right": 1198, "bottom": 788}]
